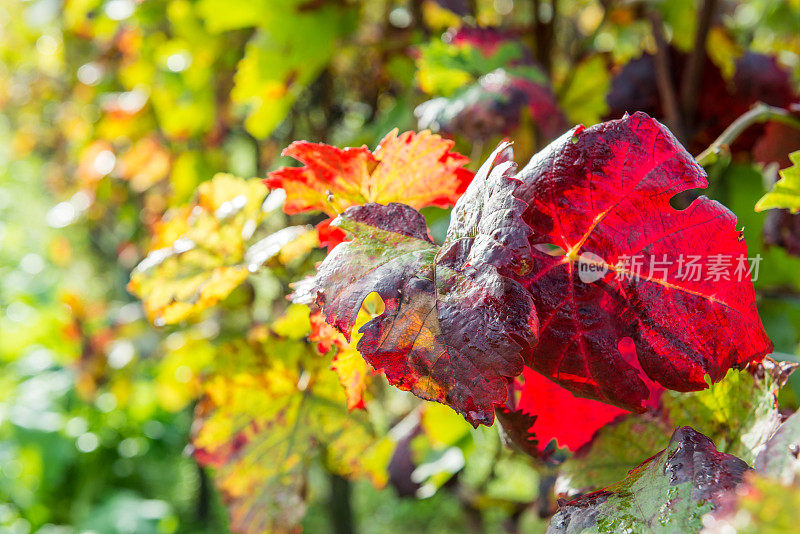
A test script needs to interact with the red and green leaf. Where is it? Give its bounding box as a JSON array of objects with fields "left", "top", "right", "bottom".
[{"left": 549, "top": 427, "right": 750, "bottom": 533}]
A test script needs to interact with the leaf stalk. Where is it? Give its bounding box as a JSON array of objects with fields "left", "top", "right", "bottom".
[{"left": 695, "top": 103, "right": 800, "bottom": 167}]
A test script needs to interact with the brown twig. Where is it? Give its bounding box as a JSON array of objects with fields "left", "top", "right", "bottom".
[
  {"left": 695, "top": 103, "right": 800, "bottom": 166},
  {"left": 531, "top": 0, "right": 558, "bottom": 75},
  {"left": 680, "top": 0, "right": 718, "bottom": 134},
  {"left": 648, "top": 11, "right": 685, "bottom": 142}
]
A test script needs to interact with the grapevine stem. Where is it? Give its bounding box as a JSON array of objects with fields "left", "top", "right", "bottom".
[{"left": 694, "top": 103, "right": 800, "bottom": 167}]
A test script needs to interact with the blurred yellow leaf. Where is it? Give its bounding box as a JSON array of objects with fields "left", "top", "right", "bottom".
[
  {"left": 117, "top": 137, "right": 172, "bottom": 192},
  {"left": 129, "top": 173, "right": 302, "bottom": 325},
  {"left": 193, "top": 339, "right": 390, "bottom": 534}
]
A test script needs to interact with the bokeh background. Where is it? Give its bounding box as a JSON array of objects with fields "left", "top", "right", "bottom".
[{"left": 1, "top": 0, "right": 800, "bottom": 533}]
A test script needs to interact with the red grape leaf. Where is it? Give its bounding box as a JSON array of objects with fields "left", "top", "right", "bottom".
[
  {"left": 505, "top": 341, "right": 662, "bottom": 455},
  {"left": 309, "top": 309, "right": 347, "bottom": 355},
  {"left": 265, "top": 129, "right": 473, "bottom": 217},
  {"left": 516, "top": 112, "right": 772, "bottom": 412},
  {"left": 311, "top": 143, "right": 538, "bottom": 426},
  {"left": 549, "top": 427, "right": 750, "bottom": 533}
]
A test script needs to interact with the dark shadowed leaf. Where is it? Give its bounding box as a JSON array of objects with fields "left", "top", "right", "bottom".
[{"left": 311, "top": 143, "right": 538, "bottom": 426}]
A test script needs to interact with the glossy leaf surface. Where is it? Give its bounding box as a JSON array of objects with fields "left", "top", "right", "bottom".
[
  {"left": 311, "top": 143, "right": 537, "bottom": 426},
  {"left": 517, "top": 112, "right": 772, "bottom": 411},
  {"left": 548, "top": 427, "right": 749, "bottom": 534},
  {"left": 557, "top": 366, "right": 783, "bottom": 494}
]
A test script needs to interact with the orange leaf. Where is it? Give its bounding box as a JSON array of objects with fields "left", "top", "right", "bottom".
[{"left": 266, "top": 129, "right": 473, "bottom": 217}]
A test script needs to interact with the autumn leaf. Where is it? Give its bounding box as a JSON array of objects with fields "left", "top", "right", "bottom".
[
  {"left": 267, "top": 129, "right": 473, "bottom": 249},
  {"left": 310, "top": 142, "right": 538, "bottom": 426},
  {"left": 517, "top": 112, "right": 772, "bottom": 412},
  {"left": 548, "top": 427, "right": 750, "bottom": 534},
  {"left": 309, "top": 295, "right": 382, "bottom": 411},
  {"left": 192, "top": 339, "right": 390, "bottom": 534},
  {"left": 309, "top": 309, "right": 347, "bottom": 355},
  {"left": 755, "top": 151, "right": 800, "bottom": 213},
  {"left": 266, "top": 129, "right": 473, "bottom": 217},
  {"left": 129, "top": 173, "right": 311, "bottom": 325},
  {"left": 117, "top": 136, "right": 171, "bottom": 192},
  {"left": 310, "top": 113, "right": 772, "bottom": 425}
]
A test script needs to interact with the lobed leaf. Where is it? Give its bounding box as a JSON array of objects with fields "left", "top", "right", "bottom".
[
  {"left": 311, "top": 143, "right": 537, "bottom": 426},
  {"left": 266, "top": 129, "right": 473, "bottom": 217},
  {"left": 129, "top": 174, "right": 310, "bottom": 325},
  {"left": 516, "top": 112, "right": 772, "bottom": 412}
]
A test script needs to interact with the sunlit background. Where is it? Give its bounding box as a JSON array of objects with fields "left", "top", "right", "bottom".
[{"left": 1, "top": 0, "right": 800, "bottom": 533}]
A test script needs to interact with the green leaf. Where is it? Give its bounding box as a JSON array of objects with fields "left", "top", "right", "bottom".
[
  {"left": 557, "top": 416, "right": 671, "bottom": 494},
  {"left": 663, "top": 366, "right": 783, "bottom": 464},
  {"left": 558, "top": 55, "right": 610, "bottom": 126},
  {"left": 416, "top": 40, "right": 525, "bottom": 96},
  {"left": 724, "top": 163, "right": 800, "bottom": 290},
  {"left": 558, "top": 367, "right": 783, "bottom": 494},
  {"left": 656, "top": 0, "right": 697, "bottom": 52},
  {"left": 230, "top": 5, "right": 356, "bottom": 138},
  {"left": 549, "top": 427, "right": 749, "bottom": 534},
  {"left": 756, "top": 151, "right": 800, "bottom": 212}
]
